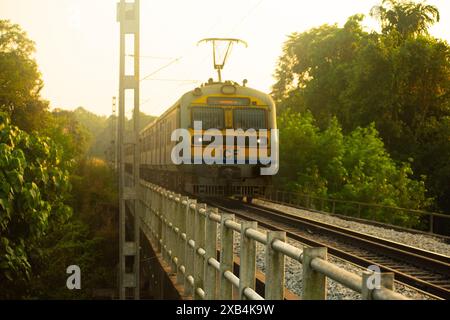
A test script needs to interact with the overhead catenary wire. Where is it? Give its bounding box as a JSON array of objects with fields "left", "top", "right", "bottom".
[
  {"left": 140, "top": 57, "right": 182, "bottom": 82},
  {"left": 185, "top": 0, "right": 264, "bottom": 83},
  {"left": 127, "top": 54, "right": 177, "bottom": 60},
  {"left": 143, "top": 78, "right": 201, "bottom": 83},
  {"left": 230, "top": 0, "right": 265, "bottom": 34},
  {"left": 141, "top": 8, "right": 225, "bottom": 88},
  {"left": 139, "top": 2, "right": 265, "bottom": 110},
  {"left": 140, "top": 79, "right": 202, "bottom": 107}
]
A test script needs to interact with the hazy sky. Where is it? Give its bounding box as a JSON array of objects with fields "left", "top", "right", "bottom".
[{"left": 1, "top": 0, "right": 449, "bottom": 117}]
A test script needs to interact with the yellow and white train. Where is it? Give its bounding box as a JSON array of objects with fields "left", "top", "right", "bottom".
[{"left": 126, "top": 79, "right": 278, "bottom": 200}]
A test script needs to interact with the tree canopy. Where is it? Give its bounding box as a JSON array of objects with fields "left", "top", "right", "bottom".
[
  {"left": 0, "top": 20, "right": 47, "bottom": 132},
  {"left": 370, "top": 0, "right": 440, "bottom": 39},
  {"left": 277, "top": 110, "right": 429, "bottom": 225},
  {"left": 273, "top": 1, "right": 450, "bottom": 213}
]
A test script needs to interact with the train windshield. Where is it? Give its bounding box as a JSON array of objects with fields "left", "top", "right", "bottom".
[
  {"left": 233, "top": 109, "right": 266, "bottom": 130},
  {"left": 191, "top": 107, "right": 224, "bottom": 129}
]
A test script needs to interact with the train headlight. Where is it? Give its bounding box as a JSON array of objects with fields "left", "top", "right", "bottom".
[{"left": 221, "top": 85, "right": 237, "bottom": 95}]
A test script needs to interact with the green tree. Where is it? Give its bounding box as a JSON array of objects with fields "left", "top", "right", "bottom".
[
  {"left": 340, "top": 124, "right": 428, "bottom": 209},
  {"left": 277, "top": 110, "right": 345, "bottom": 197},
  {"left": 277, "top": 110, "right": 429, "bottom": 225},
  {"left": 273, "top": 3, "right": 450, "bottom": 212},
  {"left": 370, "top": 0, "right": 440, "bottom": 39},
  {"left": 44, "top": 109, "right": 92, "bottom": 163},
  {"left": 0, "top": 20, "right": 47, "bottom": 132},
  {"left": 272, "top": 14, "right": 368, "bottom": 121},
  {"left": 26, "top": 159, "right": 119, "bottom": 299},
  {"left": 0, "top": 113, "right": 72, "bottom": 298}
]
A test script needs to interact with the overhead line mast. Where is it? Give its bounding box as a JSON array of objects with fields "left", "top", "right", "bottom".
[{"left": 117, "top": 0, "right": 140, "bottom": 300}]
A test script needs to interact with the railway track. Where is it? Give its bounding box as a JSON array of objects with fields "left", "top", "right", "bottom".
[{"left": 206, "top": 197, "right": 450, "bottom": 300}]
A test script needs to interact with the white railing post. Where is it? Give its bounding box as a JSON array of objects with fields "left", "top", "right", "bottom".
[
  {"left": 220, "top": 214, "right": 235, "bottom": 300},
  {"left": 265, "top": 231, "right": 286, "bottom": 300},
  {"left": 302, "top": 247, "right": 327, "bottom": 300},
  {"left": 156, "top": 189, "right": 163, "bottom": 253},
  {"left": 168, "top": 193, "right": 177, "bottom": 273},
  {"left": 204, "top": 208, "right": 218, "bottom": 300},
  {"left": 152, "top": 187, "right": 158, "bottom": 245},
  {"left": 149, "top": 187, "right": 155, "bottom": 242},
  {"left": 161, "top": 190, "right": 168, "bottom": 262},
  {"left": 184, "top": 199, "right": 196, "bottom": 296},
  {"left": 239, "top": 221, "right": 257, "bottom": 300},
  {"left": 194, "top": 204, "right": 207, "bottom": 299},
  {"left": 177, "top": 196, "right": 188, "bottom": 285}
]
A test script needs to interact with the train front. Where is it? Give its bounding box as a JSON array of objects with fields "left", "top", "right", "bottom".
[{"left": 179, "top": 80, "right": 278, "bottom": 200}]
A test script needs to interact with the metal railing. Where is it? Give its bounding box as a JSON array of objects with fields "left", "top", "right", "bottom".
[
  {"left": 260, "top": 188, "right": 450, "bottom": 235},
  {"left": 136, "top": 180, "right": 409, "bottom": 300}
]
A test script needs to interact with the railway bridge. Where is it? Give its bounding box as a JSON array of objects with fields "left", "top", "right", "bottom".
[
  {"left": 114, "top": 0, "right": 450, "bottom": 301},
  {"left": 121, "top": 176, "right": 412, "bottom": 301}
]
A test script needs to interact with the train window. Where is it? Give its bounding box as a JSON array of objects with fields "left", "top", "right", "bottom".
[
  {"left": 233, "top": 109, "right": 267, "bottom": 130},
  {"left": 192, "top": 107, "right": 224, "bottom": 129}
]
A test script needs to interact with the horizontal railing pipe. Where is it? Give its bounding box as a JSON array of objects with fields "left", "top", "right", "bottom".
[
  {"left": 373, "top": 287, "right": 409, "bottom": 300},
  {"left": 224, "top": 271, "right": 240, "bottom": 288},
  {"left": 208, "top": 258, "right": 221, "bottom": 271},
  {"left": 245, "top": 228, "right": 267, "bottom": 244},
  {"left": 244, "top": 288, "right": 264, "bottom": 300},
  {"left": 224, "top": 220, "right": 241, "bottom": 233},
  {"left": 310, "top": 257, "right": 361, "bottom": 293},
  {"left": 272, "top": 239, "right": 303, "bottom": 262}
]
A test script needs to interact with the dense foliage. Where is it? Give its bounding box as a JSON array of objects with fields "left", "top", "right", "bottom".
[
  {"left": 277, "top": 110, "right": 429, "bottom": 225},
  {"left": 0, "top": 113, "right": 72, "bottom": 295},
  {"left": 273, "top": 0, "right": 450, "bottom": 213},
  {"left": 0, "top": 19, "right": 156, "bottom": 298},
  {"left": 26, "top": 159, "right": 118, "bottom": 299}
]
